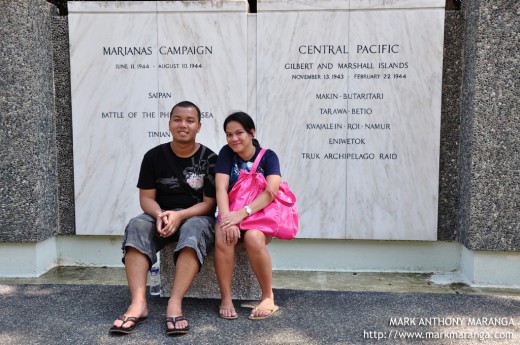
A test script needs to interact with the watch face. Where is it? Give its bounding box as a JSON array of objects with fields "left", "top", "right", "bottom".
[{"left": 245, "top": 206, "right": 252, "bottom": 215}]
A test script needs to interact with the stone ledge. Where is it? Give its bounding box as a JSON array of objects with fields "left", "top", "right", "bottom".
[{"left": 160, "top": 243, "right": 261, "bottom": 300}]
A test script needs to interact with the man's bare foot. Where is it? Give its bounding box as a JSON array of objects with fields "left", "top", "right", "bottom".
[
  {"left": 112, "top": 303, "right": 148, "bottom": 328},
  {"left": 165, "top": 316, "right": 190, "bottom": 335},
  {"left": 166, "top": 299, "right": 188, "bottom": 331},
  {"left": 110, "top": 303, "right": 148, "bottom": 333}
]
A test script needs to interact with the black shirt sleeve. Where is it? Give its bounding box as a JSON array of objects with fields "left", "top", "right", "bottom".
[{"left": 137, "top": 149, "right": 157, "bottom": 190}]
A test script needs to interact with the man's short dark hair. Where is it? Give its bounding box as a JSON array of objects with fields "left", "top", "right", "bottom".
[{"left": 170, "top": 101, "right": 201, "bottom": 122}]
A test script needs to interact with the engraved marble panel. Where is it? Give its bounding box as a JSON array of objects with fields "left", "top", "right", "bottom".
[
  {"left": 69, "top": 1, "right": 248, "bottom": 235},
  {"left": 69, "top": 9, "right": 158, "bottom": 235},
  {"left": 345, "top": 10, "right": 443, "bottom": 241},
  {"left": 256, "top": 1, "right": 444, "bottom": 240}
]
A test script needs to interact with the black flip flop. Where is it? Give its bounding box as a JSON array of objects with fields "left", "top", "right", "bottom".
[
  {"left": 165, "top": 315, "right": 190, "bottom": 335},
  {"left": 109, "top": 315, "right": 147, "bottom": 334}
]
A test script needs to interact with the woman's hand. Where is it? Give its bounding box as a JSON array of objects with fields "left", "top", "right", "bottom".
[
  {"left": 220, "top": 210, "right": 245, "bottom": 231},
  {"left": 221, "top": 224, "right": 241, "bottom": 245}
]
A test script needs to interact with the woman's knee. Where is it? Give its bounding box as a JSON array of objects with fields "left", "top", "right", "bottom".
[
  {"left": 214, "top": 225, "right": 231, "bottom": 252},
  {"left": 243, "top": 230, "right": 267, "bottom": 253},
  {"left": 215, "top": 227, "right": 235, "bottom": 255}
]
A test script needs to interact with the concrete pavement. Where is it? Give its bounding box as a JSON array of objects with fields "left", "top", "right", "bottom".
[{"left": 0, "top": 267, "right": 519, "bottom": 344}]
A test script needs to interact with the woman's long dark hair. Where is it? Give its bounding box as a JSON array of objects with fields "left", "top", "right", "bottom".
[{"left": 223, "top": 112, "right": 260, "bottom": 147}]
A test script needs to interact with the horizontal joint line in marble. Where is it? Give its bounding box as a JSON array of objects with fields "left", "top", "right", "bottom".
[{"left": 257, "top": 8, "right": 444, "bottom": 13}]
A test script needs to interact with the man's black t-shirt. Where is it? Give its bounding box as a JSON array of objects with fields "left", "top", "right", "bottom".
[{"left": 137, "top": 143, "right": 217, "bottom": 211}]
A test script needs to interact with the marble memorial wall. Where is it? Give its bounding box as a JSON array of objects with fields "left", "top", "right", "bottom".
[
  {"left": 256, "top": 0, "right": 444, "bottom": 240},
  {"left": 69, "top": 0, "right": 445, "bottom": 240},
  {"left": 68, "top": 1, "right": 248, "bottom": 235}
]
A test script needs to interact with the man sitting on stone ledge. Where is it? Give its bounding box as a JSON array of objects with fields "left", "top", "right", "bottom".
[{"left": 110, "top": 101, "right": 217, "bottom": 336}]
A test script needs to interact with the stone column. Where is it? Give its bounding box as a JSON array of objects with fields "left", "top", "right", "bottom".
[
  {"left": 458, "top": 0, "right": 519, "bottom": 251},
  {"left": 51, "top": 14, "right": 75, "bottom": 235},
  {"left": 0, "top": 0, "right": 58, "bottom": 242},
  {"left": 437, "top": 9, "right": 464, "bottom": 241}
]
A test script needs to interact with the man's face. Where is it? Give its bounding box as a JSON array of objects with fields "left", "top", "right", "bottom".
[{"left": 169, "top": 106, "right": 201, "bottom": 144}]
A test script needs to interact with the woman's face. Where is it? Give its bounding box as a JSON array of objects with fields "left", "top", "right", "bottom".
[{"left": 225, "top": 121, "right": 254, "bottom": 154}]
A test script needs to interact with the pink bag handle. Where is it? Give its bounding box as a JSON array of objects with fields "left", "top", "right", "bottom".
[
  {"left": 250, "top": 148, "right": 295, "bottom": 207},
  {"left": 250, "top": 148, "right": 267, "bottom": 173}
]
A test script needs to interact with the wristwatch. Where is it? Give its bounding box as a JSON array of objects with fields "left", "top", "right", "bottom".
[{"left": 244, "top": 205, "right": 252, "bottom": 216}]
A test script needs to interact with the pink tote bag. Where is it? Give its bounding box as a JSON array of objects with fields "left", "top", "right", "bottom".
[{"left": 228, "top": 149, "right": 299, "bottom": 240}]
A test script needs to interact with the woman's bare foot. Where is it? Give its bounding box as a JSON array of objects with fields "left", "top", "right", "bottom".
[
  {"left": 219, "top": 303, "right": 238, "bottom": 319},
  {"left": 249, "top": 297, "right": 278, "bottom": 320}
]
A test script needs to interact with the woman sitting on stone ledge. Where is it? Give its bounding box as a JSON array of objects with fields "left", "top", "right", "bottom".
[{"left": 214, "top": 111, "right": 281, "bottom": 320}]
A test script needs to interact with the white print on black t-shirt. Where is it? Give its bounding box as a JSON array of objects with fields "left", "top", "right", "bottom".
[{"left": 186, "top": 172, "right": 204, "bottom": 190}]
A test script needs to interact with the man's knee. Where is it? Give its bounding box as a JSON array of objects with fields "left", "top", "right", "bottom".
[
  {"left": 178, "top": 216, "right": 215, "bottom": 249},
  {"left": 182, "top": 215, "right": 214, "bottom": 232},
  {"left": 125, "top": 246, "right": 140, "bottom": 255},
  {"left": 174, "top": 246, "right": 202, "bottom": 273},
  {"left": 177, "top": 246, "right": 197, "bottom": 259},
  {"left": 124, "top": 245, "right": 151, "bottom": 256},
  {"left": 127, "top": 215, "right": 156, "bottom": 233},
  {"left": 122, "top": 214, "right": 158, "bottom": 266}
]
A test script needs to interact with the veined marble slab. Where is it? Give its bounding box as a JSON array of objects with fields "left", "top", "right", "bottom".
[
  {"left": 69, "top": 0, "right": 444, "bottom": 240},
  {"left": 256, "top": 2, "right": 444, "bottom": 240},
  {"left": 69, "top": 1, "right": 248, "bottom": 235}
]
